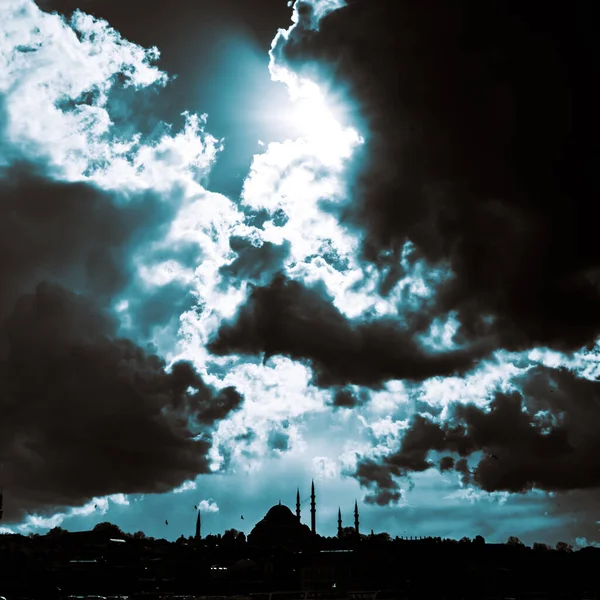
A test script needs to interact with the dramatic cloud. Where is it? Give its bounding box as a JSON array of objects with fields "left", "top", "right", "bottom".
[
  {"left": 273, "top": 0, "right": 599, "bottom": 352},
  {"left": 0, "top": 494, "right": 131, "bottom": 535},
  {"left": 2, "top": 0, "right": 597, "bottom": 546},
  {"left": 330, "top": 386, "right": 368, "bottom": 409},
  {"left": 354, "top": 366, "right": 600, "bottom": 503},
  {"left": 209, "top": 274, "right": 487, "bottom": 387},
  {"left": 0, "top": 163, "right": 176, "bottom": 326},
  {"left": 0, "top": 0, "right": 248, "bottom": 526},
  {"left": 0, "top": 283, "right": 242, "bottom": 521},
  {"left": 219, "top": 236, "right": 291, "bottom": 287}
]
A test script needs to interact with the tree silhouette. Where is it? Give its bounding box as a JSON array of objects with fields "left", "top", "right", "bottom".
[
  {"left": 533, "top": 542, "right": 550, "bottom": 552},
  {"left": 507, "top": 536, "right": 524, "bottom": 547},
  {"left": 222, "top": 528, "right": 240, "bottom": 547},
  {"left": 556, "top": 541, "right": 573, "bottom": 553},
  {"left": 93, "top": 522, "right": 125, "bottom": 538},
  {"left": 47, "top": 527, "right": 65, "bottom": 538}
]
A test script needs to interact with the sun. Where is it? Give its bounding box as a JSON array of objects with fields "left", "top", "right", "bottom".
[{"left": 269, "top": 62, "right": 363, "bottom": 164}]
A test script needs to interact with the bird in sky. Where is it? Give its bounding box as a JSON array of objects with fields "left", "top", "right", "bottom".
[
  {"left": 165, "top": 520, "right": 168, "bottom": 526},
  {"left": 241, "top": 515, "right": 244, "bottom": 520}
]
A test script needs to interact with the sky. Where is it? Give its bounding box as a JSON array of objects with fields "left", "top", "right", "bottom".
[{"left": 0, "top": 0, "right": 598, "bottom": 548}]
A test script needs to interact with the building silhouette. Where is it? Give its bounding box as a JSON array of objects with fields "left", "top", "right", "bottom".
[
  {"left": 310, "top": 480, "right": 316, "bottom": 535},
  {"left": 240, "top": 482, "right": 361, "bottom": 546},
  {"left": 247, "top": 503, "right": 313, "bottom": 548}
]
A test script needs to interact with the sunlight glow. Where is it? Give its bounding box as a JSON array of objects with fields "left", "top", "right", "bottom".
[
  {"left": 270, "top": 61, "right": 362, "bottom": 164},
  {"left": 288, "top": 82, "right": 361, "bottom": 161}
]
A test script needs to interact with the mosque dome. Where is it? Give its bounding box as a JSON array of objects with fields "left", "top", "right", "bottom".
[
  {"left": 248, "top": 503, "right": 313, "bottom": 548},
  {"left": 265, "top": 504, "right": 295, "bottom": 522}
]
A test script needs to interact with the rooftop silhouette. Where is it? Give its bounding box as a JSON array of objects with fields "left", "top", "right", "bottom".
[{"left": 2, "top": 484, "right": 600, "bottom": 599}]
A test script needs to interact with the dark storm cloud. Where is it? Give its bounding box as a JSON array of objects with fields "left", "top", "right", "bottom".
[
  {"left": 0, "top": 162, "right": 201, "bottom": 347},
  {"left": 0, "top": 163, "right": 173, "bottom": 326},
  {"left": 208, "top": 274, "right": 488, "bottom": 387},
  {"left": 330, "top": 386, "right": 369, "bottom": 409},
  {"left": 274, "top": 0, "right": 600, "bottom": 351},
  {"left": 124, "top": 281, "right": 197, "bottom": 339},
  {"left": 0, "top": 163, "right": 244, "bottom": 520},
  {"left": 354, "top": 366, "right": 600, "bottom": 503},
  {"left": 0, "top": 283, "right": 242, "bottom": 522},
  {"left": 455, "top": 458, "right": 474, "bottom": 487},
  {"left": 439, "top": 456, "right": 455, "bottom": 472},
  {"left": 354, "top": 459, "right": 403, "bottom": 506},
  {"left": 219, "top": 236, "right": 291, "bottom": 286}
]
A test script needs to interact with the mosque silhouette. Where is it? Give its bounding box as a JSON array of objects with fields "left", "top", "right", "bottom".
[{"left": 195, "top": 480, "right": 360, "bottom": 547}]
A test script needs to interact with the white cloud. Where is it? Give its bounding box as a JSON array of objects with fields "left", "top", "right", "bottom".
[
  {"left": 575, "top": 537, "right": 600, "bottom": 549},
  {"left": 198, "top": 498, "right": 219, "bottom": 513},
  {"left": 15, "top": 494, "right": 129, "bottom": 533},
  {"left": 443, "top": 487, "right": 510, "bottom": 505},
  {"left": 419, "top": 352, "right": 529, "bottom": 413},
  {"left": 207, "top": 357, "right": 330, "bottom": 471},
  {"left": 282, "top": 0, "right": 347, "bottom": 33},
  {"left": 313, "top": 456, "right": 340, "bottom": 479},
  {"left": 339, "top": 441, "right": 372, "bottom": 476},
  {"left": 173, "top": 480, "right": 197, "bottom": 494},
  {"left": 108, "top": 493, "right": 130, "bottom": 506},
  {"left": 420, "top": 312, "right": 461, "bottom": 352},
  {"left": 242, "top": 134, "right": 360, "bottom": 267},
  {"left": 0, "top": 1, "right": 220, "bottom": 192},
  {"left": 366, "top": 381, "right": 410, "bottom": 415}
]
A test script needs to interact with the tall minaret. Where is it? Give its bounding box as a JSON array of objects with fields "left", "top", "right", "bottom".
[
  {"left": 310, "top": 479, "right": 316, "bottom": 534},
  {"left": 195, "top": 509, "right": 201, "bottom": 540},
  {"left": 296, "top": 488, "right": 301, "bottom": 522},
  {"left": 354, "top": 499, "right": 359, "bottom": 536},
  {"left": 337, "top": 507, "right": 342, "bottom": 538}
]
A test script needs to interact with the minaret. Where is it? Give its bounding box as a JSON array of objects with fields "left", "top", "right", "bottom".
[
  {"left": 337, "top": 507, "right": 342, "bottom": 538},
  {"left": 354, "top": 499, "right": 359, "bottom": 536},
  {"left": 310, "top": 480, "right": 316, "bottom": 534},
  {"left": 195, "top": 509, "right": 201, "bottom": 540},
  {"left": 296, "top": 488, "right": 301, "bottom": 522}
]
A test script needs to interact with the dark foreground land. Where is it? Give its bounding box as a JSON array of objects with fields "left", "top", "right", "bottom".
[{"left": 1, "top": 530, "right": 599, "bottom": 599}]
